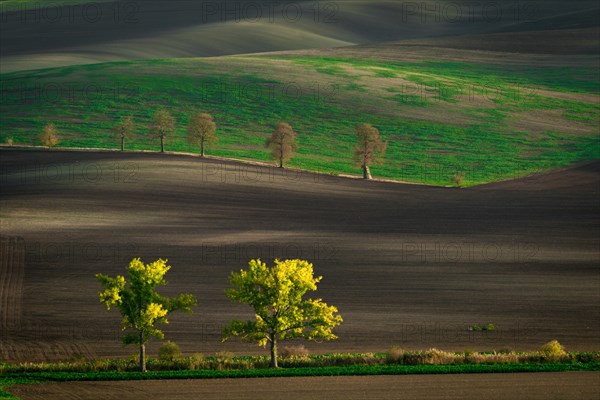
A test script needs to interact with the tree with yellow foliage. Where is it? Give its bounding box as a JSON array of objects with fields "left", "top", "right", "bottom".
[
  {"left": 222, "top": 259, "right": 343, "bottom": 368},
  {"left": 96, "top": 258, "right": 197, "bottom": 372}
]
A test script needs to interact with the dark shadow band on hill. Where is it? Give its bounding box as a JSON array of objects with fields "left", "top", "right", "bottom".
[
  {"left": 268, "top": 27, "right": 600, "bottom": 62},
  {"left": 3, "top": 145, "right": 600, "bottom": 191},
  {"left": 472, "top": 160, "right": 600, "bottom": 191},
  {"left": 373, "top": 28, "right": 600, "bottom": 56},
  {"left": 1, "top": 1, "right": 598, "bottom": 72},
  {"left": 0, "top": 145, "right": 445, "bottom": 188},
  {"left": 3, "top": 1, "right": 597, "bottom": 56},
  {"left": 3, "top": 145, "right": 599, "bottom": 191}
]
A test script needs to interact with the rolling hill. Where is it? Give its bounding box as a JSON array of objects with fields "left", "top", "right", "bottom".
[
  {"left": 0, "top": 0, "right": 599, "bottom": 377},
  {"left": 1, "top": 43, "right": 598, "bottom": 185},
  {"left": 1, "top": 0, "right": 599, "bottom": 72},
  {"left": 1, "top": 149, "right": 598, "bottom": 360}
]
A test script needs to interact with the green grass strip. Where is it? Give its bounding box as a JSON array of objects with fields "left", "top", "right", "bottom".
[
  {"left": 2, "top": 362, "right": 599, "bottom": 384},
  {"left": 2, "top": 363, "right": 598, "bottom": 399}
]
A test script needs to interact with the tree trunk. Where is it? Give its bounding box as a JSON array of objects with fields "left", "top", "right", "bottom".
[
  {"left": 279, "top": 145, "right": 284, "bottom": 168},
  {"left": 269, "top": 333, "right": 278, "bottom": 368},
  {"left": 139, "top": 332, "right": 146, "bottom": 372},
  {"left": 200, "top": 140, "right": 205, "bottom": 157},
  {"left": 120, "top": 137, "right": 124, "bottom": 152},
  {"left": 160, "top": 136, "right": 164, "bottom": 153},
  {"left": 363, "top": 165, "right": 372, "bottom": 180}
]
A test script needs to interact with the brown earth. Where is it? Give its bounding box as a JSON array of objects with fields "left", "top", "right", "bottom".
[
  {"left": 0, "top": 149, "right": 599, "bottom": 362},
  {"left": 6, "top": 372, "right": 600, "bottom": 400},
  {"left": 0, "top": 236, "right": 24, "bottom": 327}
]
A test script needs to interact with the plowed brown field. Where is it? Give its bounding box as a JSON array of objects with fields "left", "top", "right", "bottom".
[
  {"left": 0, "top": 149, "right": 598, "bottom": 362},
  {"left": 6, "top": 372, "right": 600, "bottom": 400}
]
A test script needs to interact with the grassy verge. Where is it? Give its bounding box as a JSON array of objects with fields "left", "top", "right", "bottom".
[
  {"left": 3, "top": 362, "right": 599, "bottom": 383},
  {"left": 2, "top": 350, "right": 598, "bottom": 374},
  {"left": 4, "top": 362, "right": 598, "bottom": 398},
  {"left": 2, "top": 350, "right": 598, "bottom": 398},
  {"left": 0, "top": 377, "right": 42, "bottom": 400}
]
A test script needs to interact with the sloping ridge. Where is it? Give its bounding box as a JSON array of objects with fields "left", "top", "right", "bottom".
[
  {"left": 384, "top": 27, "right": 600, "bottom": 55},
  {"left": 474, "top": 160, "right": 600, "bottom": 191},
  {"left": 1, "top": 0, "right": 599, "bottom": 72}
]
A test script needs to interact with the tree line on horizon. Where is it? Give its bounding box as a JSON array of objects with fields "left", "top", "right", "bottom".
[{"left": 34, "top": 109, "right": 388, "bottom": 180}]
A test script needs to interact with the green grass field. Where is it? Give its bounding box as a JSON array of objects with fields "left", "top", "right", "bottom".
[
  {"left": 3, "top": 364, "right": 599, "bottom": 399},
  {"left": 1, "top": 56, "right": 598, "bottom": 185},
  {"left": 2, "top": 362, "right": 599, "bottom": 398}
]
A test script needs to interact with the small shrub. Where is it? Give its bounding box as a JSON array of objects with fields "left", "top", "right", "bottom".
[
  {"left": 359, "top": 353, "right": 380, "bottom": 366},
  {"left": 90, "top": 359, "right": 110, "bottom": 372},
  {"left": 279, "top": 357, "right": 312, "bottom": 368},
  {"left": 147, "top": 357, "right": 192, "bottom": 371},
  {"left": 229, "top": 358, "right": 257, "bottom": 370},
  {"left": 421, "top": 348, "right": 460, "bottom": 365},
  {"left": 119, "top": 357, "right": 139, "bottom": 372},
  {"left": 527, "top": 340, "right": 571, "bottom": 363},
  {"left": 401, "top": 349, "right": 461, "bottom": 365},
  {"left": 189, "top": 353, "right": 206, "bottom": 370},
  {"left": 452, "top": 173, "right": 464, "bottom": 187},
  {"left": 281, "top": 345, "right": 309, "bottom": 359},
  {"left": 402, "top": 351, "right": 422, "bottom": 365},
  {"left": 6, "top": 137, "right": 13, "bottom": 146},
  {"left": 158, "top": 341, "right": 181, "bottom": 361},
  {"left": 539, "top": 340, "right": 566, "bottom": 356},
  {"left": 386, "top": 346, "right": 405, "bottom": 364},
  {"left": 322, "top": 353, "right": 353, "bottom": 366},
  {"left": 466, "top": 352, "right": 520, "bottom": 364},
  {"left": 574, "top": 352, "right": 600, "bottom": 363},
  {"left": 470, "top": 324, "right": 482, "bottom": 331},
  {"left": 463, "top": 352, "right": 479, "bottom": 364},
  {"left": 40, "top": 123, "right": 60, "bottom": 147},
  {"left": 210, "top": 351, "right": 235, "bottom": 370},
  {"left": 483, "top": 323, "right": 496, "bottom": 331},
  {"left": 308, "top": 353, "right": 378, "bottom": 367}
]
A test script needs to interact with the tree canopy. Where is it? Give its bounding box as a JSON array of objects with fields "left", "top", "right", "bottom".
[
  {"left": 222, "top": 259, "right": 342, "bottom": 368},
  {"left": 115, "top": 115, "right": 135, "bottom": 151},
  {"left": 266, "top": 122, "right": 298, "bottom": 168},
  {"left": 354, "top": 123, "right": 387, "bottom": 179},
  {"left": 96, "top": 258, "right": 197, "bottom": 372},
  {"left": 40, "top": 123, "right": 59, "bottom": 148},
  {"left": 187, "top": 112, "right": 217, "bottom": 157},
  {"left": 150, "top": 109, "right": 176, "bottom": 153}
]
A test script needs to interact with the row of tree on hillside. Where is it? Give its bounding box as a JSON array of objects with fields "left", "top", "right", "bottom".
[
  {"left": 35, "top": 110, "right": 388, "bottom": 179},
  {"left": 96, "top": 258, "right": 342, "bottom": 372},
  {"left": 115, "top": 110, "right": 217, "bottom": 156}
]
